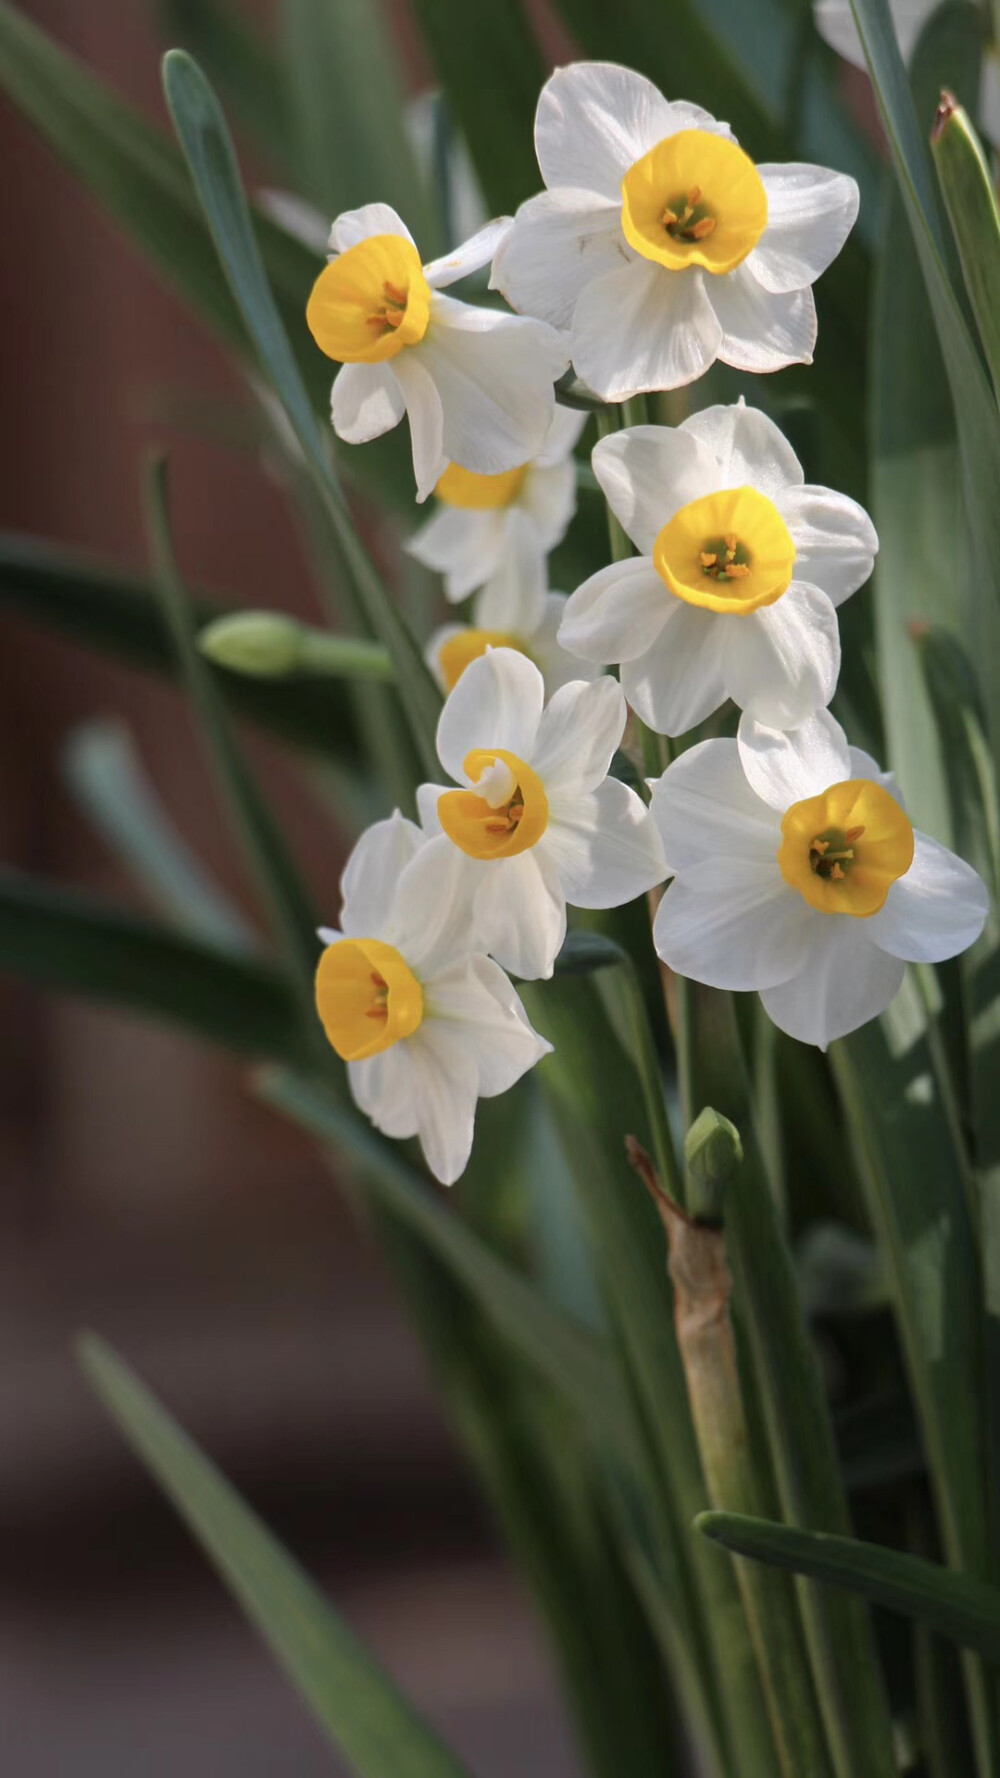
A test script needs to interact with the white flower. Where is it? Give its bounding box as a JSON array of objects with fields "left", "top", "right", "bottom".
[
  {"left": 490, "top": 61, "right": 860, "bottom": 399},
  {"left": 816, "top": 3, "right": 1000, "bottom": 141},
  {"left": 417, "top": 647, "right": 666, "bottom": 980},
  {"left": 424, "top": 512, "right": 602, "bottom": 697},
  {"left": 406, "top": 405, "right": 587, "bottom": 603},
  {"left": 558, "top": 400, "right": 877, "bottom": 733},
  {"left": 306, "top": 204, "right": 569, "bottom": 500},
  {"left": 649, "top": 709, "right": 988, "bottom": 1049},
  {"left": 315, "top": 811, "right": 550, "bottom": 1185}
]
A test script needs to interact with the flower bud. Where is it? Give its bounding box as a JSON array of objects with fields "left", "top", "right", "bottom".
[
  {"left": 199, "top": 611, "right": 304, "bottom": 677},
  {"left": 684, "top": 1106, "right": 743, "bottom": 1222}
]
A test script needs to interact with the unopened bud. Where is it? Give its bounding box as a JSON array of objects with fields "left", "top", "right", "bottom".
[
  {"left": 684, "top": 1107, "right": 742, "bottom": 1222},
  {"left": 199, "top": 611, "right": 304, "bottom": 677}
]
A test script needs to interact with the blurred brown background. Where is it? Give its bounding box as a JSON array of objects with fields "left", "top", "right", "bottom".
[{"left": 0, "top": 2, "right": 579, "bottom": 1769}]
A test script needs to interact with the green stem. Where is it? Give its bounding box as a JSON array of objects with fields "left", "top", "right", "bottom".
[
  {"left": 594, "top": 407, "right": 633, "bottom": 563},
  {"left": 619, "top": 958, "right": 685, "bottom": 1210}
]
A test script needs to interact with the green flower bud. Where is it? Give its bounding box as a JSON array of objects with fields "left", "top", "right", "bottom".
[
  {"left": 199, "top": 611, "right": 304, "bottom": 677},
  {"left": 684, "top": 1106, "right": 743, "bottom": 1222}
]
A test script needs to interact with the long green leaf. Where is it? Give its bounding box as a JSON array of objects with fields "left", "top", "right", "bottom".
[
  {"left": 160, "top": 0, "right": 295, "bottom": 176},
  {"left": 80, "top": 1335, "right": 474, "bottom": 1778},
  {"left": 0, "top": 532, "right": 359, "bottom": 761},
  {"left": 0, "top": 870, "right": 310, "bottom": 1064},
  {"left": 698, "top": 1510, "right": 1000, "bottom": 1664},
  {"left": 933, "top": 93, "right": 1000, "bottom": 406},
  {"left": 257, "top": 1067, "right": 630, "bottom": 1451},
  {"left": 161, "top": 48, "right": 441, "bottom": 773}
]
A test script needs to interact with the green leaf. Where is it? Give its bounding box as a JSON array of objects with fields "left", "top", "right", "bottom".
[
  {"left": 933, "top": 93, "right": 1000, "bottom": 406},
  {"left": 407, "top": 0, "right": 544, "bottom": 216},
  {"left": 0, "top": 532, "right": 360, "bottom": 762},
  {"left": 159, "top": 0, "right": 294, "bottom": 175},
  {"left": 79, "top": 1335, "right": 475, "bottom": 1778},
  {"left": 146, "top": 457, "right": 321, "bottom": 1012},
  {"left": 62, "top": 719, "right": 256, "bottom": 953},
  {"left": 257, "top": 1067, "right": 630, "bottom": 1450},
  {"left": 161, "top": 48, "right": 441, "bottom": 773},
  {"left": 914, "top": 626, "right": 1000, "bottom": 903},
  {"left": 281, "top": 0, "right": 438, "bottom": 252},
  {"left": 0, "top": 869, "right": 310, "bottom": 1064},
  {"left": 552, "top": 929, "right": 629, "bottom": 975},
  {"left": 698, "top": 1510, "right": 1000, "bottom": 1665}
]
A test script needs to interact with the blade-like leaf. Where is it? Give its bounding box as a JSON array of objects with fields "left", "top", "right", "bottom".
[
  {"left": 257, "top": 1067, "right": 630, "bottom": 1451},
  {"left": 80, "top": 1335, "right": 475, "bottom": 1778},
  {"left": 698, "top": 1510, "right": 1000, "bottom": 1665},
  {"left": 933, "top": 93, "right": 1000, "bottom": 406},
  {"left": 161, "top": 48, "right": 441, "bottom": 773},
  {"left": 0, "top": 869, "right": 310, "bottom": 1064},
  {"left": 160, "top": 0, "right": 294, "bottom": 175},
  {"left": 0, "top": 532, "right": 359, "bottom": 761}
]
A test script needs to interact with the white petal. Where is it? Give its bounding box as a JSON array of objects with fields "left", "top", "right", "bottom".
[
  {"left": 528, "top": 594, "right": 604, "bottom": 693},
  {"left": 737, "top": 708, "right": 852, "bottom": 810},
  {"left": 621, "top": 598, "right": 729, "bottom": 735},
  {"left": 544, "top": 778, "right": 666, "bottom": 907},
  {"left": 747, "top": 165, "right": 860, "bottom": 295},
  {"left": 761, "top": 923, "right": 905, "bottom": 1049},
  {"left": 532, "top": 672, "right": 626, "bottom": 793},
  {"left": 848, "top": 746, "right": 899, "bottom": 798},
  {"left": 867, "top": 834, "right": 989, "bottom": 962},
  {"left": 259, "top": 189, "right": 329, "bottom": 255},
  {"left": 349, "top": 1046, "right": 420, "bottom": 1140},
  {"left": 573, "top": 259, "right": 723, "bottom": 399},
  {"left": 558, "top": 557, "right": 669, "bottom": 665},
  {"left": 653, "top": 860, "right": 811, "bottom": 990},
  {"left": 420, "top": 295, "right": 567, "bottom": 476},
  {"left": 416, "top": 781, "right": 449, "bottom": 835},
  {"left": 709, "top": 265, "right": 816, "bottom": 372},
  {"left": 423, "top": 217, "right": 513, "bottom": 288},
  {"left": 476, "top": 512, "right": 548, "bottom": 631},
  {"left": 534, "top": 404, "right": 588, "bottom": 467},
  {"left": 328, "top": 204, "right": 415, "bottom": 254},
  {"left": 389, "top": 834, "right": 480, "bottom": 974},
  {"left": 591, "top": 424, "right": 722, "bottom": 554},
  {"left": 472, "top": 847, "right": 567, "bottom": 981},
  {"left": 813, "top": 0, "right": 866, "bottom": 67},
  {"left": 424, "top": 953, "right": 551, "bottom": 1096},
  {"left": 518, "top": 459, "right": 578, "bottom": 554},
  {"left": 489, "top": 188, "right": 626, "bottom": 332},
  {"left": 648, "top": 737, "right": 781, "bottom": 873},
  {"left": 426, "top": 622, "right": 465, "bottom": 692},
  {"left": 679, "top": 399, "right": 804, "bottom": 498},
  {"left": 340, "top": 810, "right": 426, "bottom": 937},
  {"left": 391, "top": 353, "right": 446, "bottom": 500},
  {"left": 402, "top": 1023, "right": 480, "bottom": 1184},
  {"left": 777, "top": 484, "right": 878, "bottom": 607},
  {"left": 534, "top": 61, "right": 682, "bottom": 200},
  {"left": 436, "top": 645, "right": 545, "bottom": 782},
  {"left": 331, "top": 362, "right": 405, "bottom": 444},
  {"left": 405, "top": 505, "right": 507, "bottom": 602},
  {"left": 722, "top": 583, "right": 840, "bottom": 728}
]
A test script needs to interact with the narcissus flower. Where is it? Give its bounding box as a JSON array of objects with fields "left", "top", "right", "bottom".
[
  {"left": 315, "top": 812, "right": 550, "bottom": 1185},
  {"left": 418, "top": 648, "right": 666, "bottom": 980},
  {"left": 406, "top": 406, "right": 587, "bottom": 603},
  {"left": 650, "top": 711, "right": 988, "bottom": 1048},
  {"left": 425, "top": 520, "right": 601, "bottom": 697},
  {"left": 306, "top": 204, "right": 569, "bottom": 500},
  {"left": 491, "top": 61, "right": 859, "bottom": 398},
  {"left": 559, "top": 401, "right": 876, "bottom": 733}
]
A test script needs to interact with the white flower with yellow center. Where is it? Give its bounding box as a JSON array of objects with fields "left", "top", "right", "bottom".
[
  {"left": 815, "top": 2, "right": 1000, "bottom": 142},
  {"left": 306, "top": 204, "right": 569, "bottom": 500},
  {"left": 315, "top": 812, "right": 551, "bottom": 1185},
  {"left": 490, "top": 61, "right": 859, "bottom": 399},
  {"left": 650, "top": 711, "right": 988, "bottom": 1049},
  {"left": 559, "top": 401, "right": 877, "bottom": 733},
  {"left": 406, "top": 406, "right": 587, "bottom": 603},
  {"left": 425, "top": 522, "right": 602, "bottom": 697},
  {"left": 417, "top": 647, "right": 666, "bottom": 981}
]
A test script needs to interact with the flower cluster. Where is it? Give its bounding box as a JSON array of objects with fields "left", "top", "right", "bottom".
[{"left": 306, "top": 60, "right": 989, "bottom": 1183}]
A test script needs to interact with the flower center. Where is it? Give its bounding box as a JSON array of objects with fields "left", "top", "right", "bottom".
[
  {"left": 306, "top": 234, "right": 431, "bottom": 366},
  {"left": 315, "top": 937, "right": 424, "bottom": 1061},
  {"left": 438, "top": 629, "right": 526, "bottom": 691},
  {"left": 778, "top": 780, "right": 915, "bottom": 917},
  {"left": 653, "top": 487, "right": 796, "bottom": 614},
  {"left": 621, "top": 129, "right": 768, "bottom": 275},
  {"left": 438, "top": 748, "right": 549, "bottom": 860},
  {"left": 435, "top": 463, "right": 529, "bottom": 510}
]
